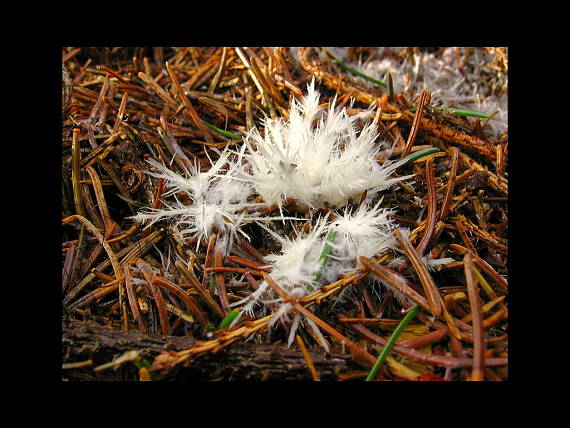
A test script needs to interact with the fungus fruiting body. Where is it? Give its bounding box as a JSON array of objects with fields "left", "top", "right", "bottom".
[
  {"left": 239, "top": 79, "right": 413, "bottom": 212},
  {"left": 132, "top": 78, "right": 429, "bottom": 349},
  {"left": 131, "top": 148, "right": 262, "bottom": 251}
]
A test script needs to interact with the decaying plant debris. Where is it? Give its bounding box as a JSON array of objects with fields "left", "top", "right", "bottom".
[{"left": 61, "top": 47, "right": 508, "bottom": 381}]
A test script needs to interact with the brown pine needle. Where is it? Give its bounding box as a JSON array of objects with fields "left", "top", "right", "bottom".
[
  {"left": 440, "top": 147, "right": 459, "bottom": 221},
  {"left": 401, "top": 91, "right": 429, "bottom": 158},
  {"left": 152, "top": 276, "right": 208, "bottom": 327},
  {"left": 296, "top": 335, "right": 321, "bottom": 381},
  {"left": 176, "top": 260, "right": 225, "bottom": 319},
  {"left": 415, "top": 157, "right": 437, "bottom": 256},
  {"left": 391, "top": 227, "right": 443, "bottom": 317},
  {"left": 165, "top": 61, "right": 214, "bottom": 142},
  {"left": 71, "top": 128, "right": 85, "bottom": 217},
  {"left": 124, "top": 267, "right": 146, "bottom": 332},
  {"left": 464, "top": 251, "right": 486, "bottom": 381},
  {"left": 85, "top": 165, "right": 116, "bottom": 239},
  {"left": 136, "top": 258, "right": 170, "bottom": 335},
  {"left": 214, "top": 246, "right": 231, "bottom": 314},
  {"left": 360, "top": 257, "right": 430, "bottom": 311}
]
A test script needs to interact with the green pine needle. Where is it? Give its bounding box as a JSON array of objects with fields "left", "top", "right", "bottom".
[
  {"left": 412, "top": 106, "right": 491, "bottom": 119},
  {"left": 200, "top": 120, "right": 242, "bottom": 140},
  {"left": 324, "top": 49, "right": 387, "bottom": 88},
  {"left": 217, "top": 308, "right": 241, "bottom": 330},
  {"left": 401, "top": 147, "right": 441, "bottom": 165},
  {"left": 365, "top": 304, "right": 420, "bottom": 381},
  {"left": 448, "top": 108, "right": 491, "bottom": 119},
  {"left": 309, "top": 228, "right": 337, "bottom": 291}
]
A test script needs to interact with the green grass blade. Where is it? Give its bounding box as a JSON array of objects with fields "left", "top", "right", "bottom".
[
  {"left": 400, "top": 147, "right": 441, "bottom": 165},
  {"left": 217, "top": 308, "right": 241, "bottom": 330},
  {"left": 200, "top": 120, "right": 242, "bottom": 140},
  {"left": 324, "top": 49, "right": 387, "bottom": 88},
  {"left": 411, "top": 106, "right": 491, "bottom": 119},
  {"left": 448, "top": 108, "right": 491, "bottom": 119},
  {"left": 309, "top": 228, "right": 337, "bottom": 291},
  {"left": 365, "top": 304, "right": 420, "bottom": 381}
]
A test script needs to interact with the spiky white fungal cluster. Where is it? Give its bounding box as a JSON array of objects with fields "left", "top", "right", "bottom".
[
  {"left": 232, "top": 216, "right": 329, "bottom": 316},
  {"left": 131, "top": 146, "right": 263, "bottom": 250},
  {"left": 133, "top": 78, "right": 410, "bottom": 251},
  {"left": 325, "top": 200, "right": 397, "bottom": 281},
  {"left": 227, "top": 217, "right": 331, "bottom": 347},
  {"left": 232, "top": 201, "right": 401, "bottom": 346},
  {"left": 262, "top": 217, "right": 329, "bottom": 294},
  {"left": 132, "top": 77, "right": 433, "bottom": 350},
  {"left": 240, "top": 78, "right": 411, "bottom": 212}
]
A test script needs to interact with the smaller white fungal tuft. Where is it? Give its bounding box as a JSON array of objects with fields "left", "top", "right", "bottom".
[
  {"left": 131, "top": 147, "right": 262, "bottom": 251},
  {"left": 323, "top": 200, "right": 398, "bottom": 282}
]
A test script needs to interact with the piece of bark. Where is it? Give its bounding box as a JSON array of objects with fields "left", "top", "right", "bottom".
[
  {"left": 62, "top": 64, "right": 73, "bottom": 116},
  {"left": 62, "top": 318, "right": 349, "bottom": 381}
]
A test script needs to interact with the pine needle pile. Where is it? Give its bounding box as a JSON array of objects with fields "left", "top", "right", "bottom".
[{"left": 62, "top": 47, "right": 508, "bottom": 381}]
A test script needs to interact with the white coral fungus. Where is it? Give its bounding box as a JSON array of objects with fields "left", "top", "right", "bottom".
[
  {"left": 132, "top": 78, "right": 422, "bottom": 351},
  {"left": 325, "top": 200, "right": 397, "bottom": 281},
  {"left": 240, "top": 78, "right": 411, "bottom": 212},
  {"left": 233, "top": 216, "right": 329, "bottom": 316},
  {"left": 131, "top": 146, "right": 264, "bottom": 250},
  {"left": 233, "top": 200, "right": 402, "bottom": 349}
]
